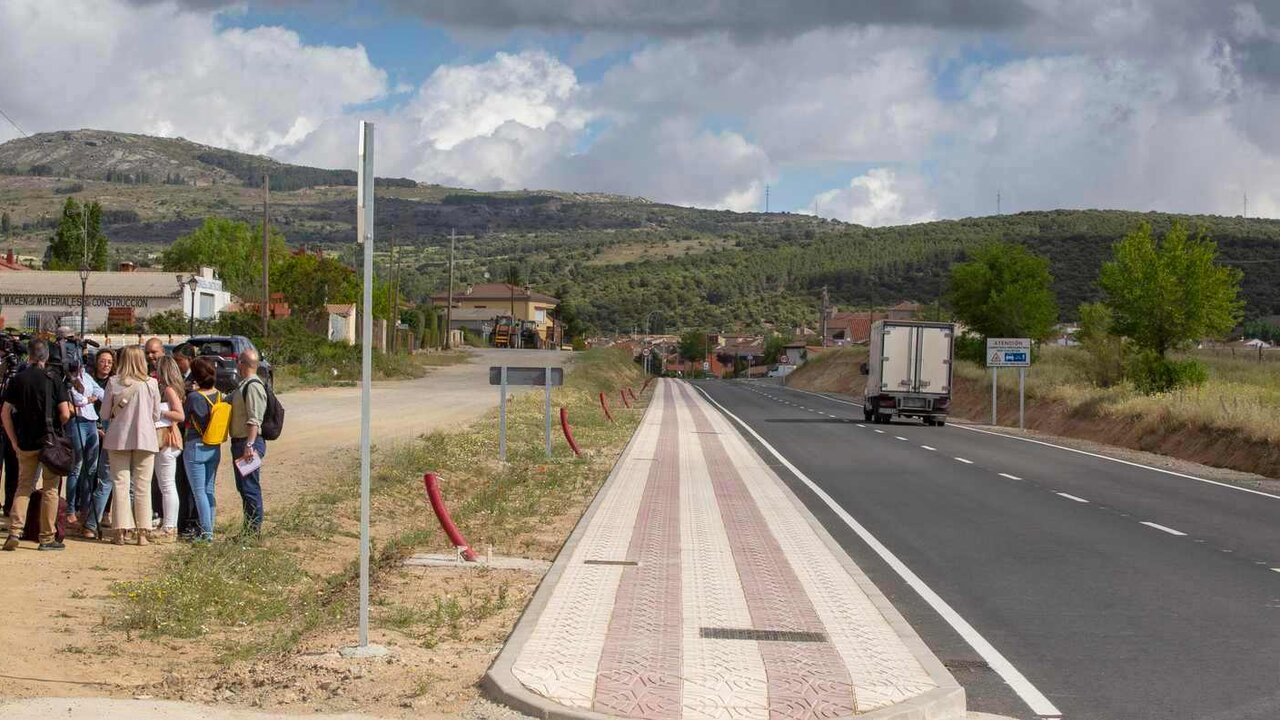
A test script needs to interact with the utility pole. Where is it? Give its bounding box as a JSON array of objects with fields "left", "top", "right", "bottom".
[
  {"left": 79, "top": 203, "right": 89, "bottom": 337},
  {"left": 820, "top": 286, "right": 829, "bottom": 347},
  {"left": 765, "top": 184, "right": 770, "bottom": 214},
  {"left": 445, "top": 228, "right": 455, "bottom": 349},
  {"left": 262, "top": 173, "right": 270, "bottom": 337},
  {"left": 389, "top": 237, "right": 397, "bottom": 353},
  {"left": 996, "top": 190, "right": 1001, "bottom": 216},
  {"left": 1244, "top": 191, "right": 1248, "bottom": 219}
]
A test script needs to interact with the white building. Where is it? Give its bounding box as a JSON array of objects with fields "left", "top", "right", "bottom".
[{"left": 0, "top": 265, "right": 232, "bottom": 331}]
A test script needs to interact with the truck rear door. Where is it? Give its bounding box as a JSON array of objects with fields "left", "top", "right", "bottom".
[
  {"left": 880, "top": 324, "right": 915, "bottom": 392},
  {"left": 915, "top": 325, "right": 952, "bottom": 395}
]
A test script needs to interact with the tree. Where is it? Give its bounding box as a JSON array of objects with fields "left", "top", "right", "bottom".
[
  {"left": 1100, "top": 222, "right": 1243, "bottom": 357},
  {"left": 161, "top": 217, "right": 287, "bottom": 299},
  {"left": 272, "top": 252, "right": 360, "bottom": 316},
  {"left": 45, "top": 198, "right": 108, "bottom": 270},
  {"left": 1076, "top": 302, "right": 1125, "bottom": 387},
  {"left": 1099, "top": 222, "right": 1242, "bottom": 392},
  {"left": 763, "top": 332, "right": 791, "bottom": 365},
  {"left": 678, "top": 330, "right": 709, "bottom": 362},
  {"left": 947, "top": 242, "right": 1059, "bottom": 342},
  {"left": 1, "top": 211, "right": 10, "bottom": 235}
]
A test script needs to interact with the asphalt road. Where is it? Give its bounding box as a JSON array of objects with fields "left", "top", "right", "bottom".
[{"left": 696, "top": 379, "right": 1280, "bottom": 720}]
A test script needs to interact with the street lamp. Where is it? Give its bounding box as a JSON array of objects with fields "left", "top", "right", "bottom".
[
  {"left": 78, "top": 263, "right": 89, "bottom": 337},
  {"left": 186, "top": 275, "right": 199, "bottom": 336}
]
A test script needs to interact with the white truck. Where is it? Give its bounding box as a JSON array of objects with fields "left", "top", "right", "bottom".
[{"left": 860, "top": 320, "right": 954, "bottom": 426}]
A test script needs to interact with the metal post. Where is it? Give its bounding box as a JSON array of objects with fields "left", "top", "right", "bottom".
[
  {"left": 499, "top": 366, "right": 508, "bottom": 462},
  {"left": 262, "top": 173, "right": 270, "bottom": 337},
  {"left": 445, "top": 228, "right": 455, "bottom": 349},
  {"left": 991, "top": 367, "right": 998, "bottom": 426},
  {"left": 544, "top": 367, "right": 552, "bottom": 459},
  {"left": 1019, "top": 367, "right": 1025, "bottom": 430},
  {"left": 356, "top": 122, "right": 375, "bottom": 650}
]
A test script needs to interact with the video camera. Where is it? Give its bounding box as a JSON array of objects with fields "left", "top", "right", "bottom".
[{"left": 0, "top": 330, "right": 30, "bottom": 396}]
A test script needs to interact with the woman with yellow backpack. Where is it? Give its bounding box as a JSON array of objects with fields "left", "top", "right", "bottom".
[{"left": 182, "top": 357, "right": 230, "bottom": 542}]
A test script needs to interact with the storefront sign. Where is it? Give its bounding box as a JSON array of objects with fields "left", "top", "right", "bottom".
[{"left": 0, "top": 295, "right": 152, "bottom": 308}]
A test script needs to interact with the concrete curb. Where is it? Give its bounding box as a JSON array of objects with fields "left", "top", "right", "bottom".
[
  {"left": 482, "top": 388, "right": 658, "bottom": 720},
  {"left": 484, "top": 379, "right": 966, "bottom": 720}
]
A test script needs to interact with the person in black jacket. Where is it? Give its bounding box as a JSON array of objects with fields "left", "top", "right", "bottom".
[{"left": 2, "top": 340, "right": 72, "bottom": 551}]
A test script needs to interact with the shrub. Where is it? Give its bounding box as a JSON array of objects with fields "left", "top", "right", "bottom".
[
  {"left": 954, "top": 332, "right": 985, "bottom": 364},
  {"left": 1076, "top": 302, "right": 1125, "bottom": 387},
  {"left": 1126, "top": 350, "right": 1208, "bottom": 394}
]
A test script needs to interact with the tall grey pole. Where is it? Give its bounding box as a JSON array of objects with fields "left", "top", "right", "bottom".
[
  {"left": 80, "top": 205, "right": 88, "bottom": 336},
  {"left": 445, "top": 229, "right": 455, "bottom": 349},
  {"left": 356, "top": 122, "right": 375, "bottom": 649},
  {"left": 1019, "top": 367, "right": 1025, "bottom": 430},
  {"left": 544, "top": 367, "right": 552, "bottom": 459},
  {"left": 262, "top": 174, "right": 270, "bottom": 337},
  {"left": 499, "top": 366, "right": 508, "bottom": 461},
  {"left": 991, "top": 367, "right": 997, "bottom": 426}
]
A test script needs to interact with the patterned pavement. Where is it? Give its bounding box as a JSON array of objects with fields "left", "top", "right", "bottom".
[{"left": 504, "top": 380, "right": 958, "bottom": 720}]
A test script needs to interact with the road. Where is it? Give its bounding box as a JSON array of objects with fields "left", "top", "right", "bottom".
[{"left": 696, "top": 379, "right": 1280, "bottom": 720}]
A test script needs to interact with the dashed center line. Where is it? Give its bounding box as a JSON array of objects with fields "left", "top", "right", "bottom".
[
  {"left": 856, "top": 424, "right": 866, "bottom": 428},
  {"left": 999, "top": 473, "right": 1022, "bottom": 481},
  {"left": 874, "top": 429, "right": 886, "bottom": 434},
  {"left": 895, "top": 436, "right": 908, "bottom": 441},
  {"left": 1140, "top": 521, "right": 1187, "bottom": 537},
  {"left": 920, "top": 445, "right": 936, "bottom": 451},
  {"left": 955, "top": 457, "right": 974, "bottom": 464},
  {"left": 1056, "top": 492, "right": 1089, "bottom": 503},
  {"left": 1272, "top": 568, "right": 1280, "bottom": 574}
]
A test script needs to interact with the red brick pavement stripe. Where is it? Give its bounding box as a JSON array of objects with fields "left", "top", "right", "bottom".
[
  {"left": 679, "top": 383, "right": 858, "bottom": 720},
  {"left": 594, "top": 382, "right": 684, "bottom": 719}
]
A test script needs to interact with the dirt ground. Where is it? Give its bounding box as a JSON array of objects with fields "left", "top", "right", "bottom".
[{"left": 0, "top": 349, "right": 570, "bottom": 712}]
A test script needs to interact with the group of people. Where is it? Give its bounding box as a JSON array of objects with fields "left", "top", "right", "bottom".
[{"left": 1, "top": 331, "right": 270, "bottom": 550}]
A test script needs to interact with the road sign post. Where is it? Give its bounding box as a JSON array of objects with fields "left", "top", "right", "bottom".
[
  {"left": 490, "top": 366, "right": 565, "bottom": 462},
  {"left": 986, "top": 338, "right": 1031, "bottom": 428}
]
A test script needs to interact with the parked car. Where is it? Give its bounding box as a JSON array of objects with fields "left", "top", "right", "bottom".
[{"left": 177, "top": 335, "right": 274, "bottom": 393}]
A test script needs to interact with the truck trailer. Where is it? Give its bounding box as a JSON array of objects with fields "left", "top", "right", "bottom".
[{"left": 861, "top": 320, "right": 954, "bottom": 426}]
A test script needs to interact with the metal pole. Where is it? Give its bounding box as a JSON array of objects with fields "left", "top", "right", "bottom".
[
  {"left": 80, "top": 204, "right": 88, "bottom": 336},
  {"left": 499, "top": 366, "right": 508, "bottom": 462},
  {"left": 544, "top": 367, "right": 552, "bottom": 459},
  {"left": 1019, "top": 367, "right": 1025, "bottom": 430},
  {"left": 991, "top": 367, "right": 997, "bottom": 426},
  {"left": 445, "top": 229, "right": 455, "bottom": 349},
  {"left": 262, "top": 173, "right": 270, "bottom": 337},
  {"left": 356, "top": 122, "right": 375, "bottom": 649}
]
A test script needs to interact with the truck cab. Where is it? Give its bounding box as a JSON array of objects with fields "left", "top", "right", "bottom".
[{"left": 861, "top": 320, "right": 954, "bottom": 426}]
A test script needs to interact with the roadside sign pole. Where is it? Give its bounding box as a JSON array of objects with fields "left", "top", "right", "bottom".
[
  {"left": 499, "top": 366, "right": 508, "bottom": 462},
  {"left": 544, "top": 366, "right": 552, "bottom": 459},
  {"left": 1019, "top": 367, "right": 1025, "bottom": 430},
  {"left": 991, "top": 367, "right": 997, "bottom": 425}
]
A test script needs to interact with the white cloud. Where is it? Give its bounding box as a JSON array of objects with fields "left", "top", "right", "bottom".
[
  {"left": 0, "top": 0, "right": 388, "bottom": 156},
  {"left": 807, "top": 168, "right": 937, "bottom": 226}
]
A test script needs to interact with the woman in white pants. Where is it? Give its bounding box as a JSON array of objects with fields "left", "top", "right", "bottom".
[
  {"left": 152, "top": 356, "right": 186, "bottom": 542},
  {"left": 101, "top": 346, "right": 161, "bottom": 546}
]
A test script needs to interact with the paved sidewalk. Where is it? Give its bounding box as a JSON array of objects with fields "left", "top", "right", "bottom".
[{"left": 487, "top": 380, "right": 964, "bottom": 720}]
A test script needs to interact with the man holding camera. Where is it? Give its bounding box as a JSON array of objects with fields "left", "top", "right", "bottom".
[{"left": 2, "top": 339, "right": 72, "bottom": 551}]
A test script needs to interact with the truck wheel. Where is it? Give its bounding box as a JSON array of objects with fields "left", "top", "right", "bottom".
[{"left": 863, "top": 407, "right": 873, "bottom": 422}]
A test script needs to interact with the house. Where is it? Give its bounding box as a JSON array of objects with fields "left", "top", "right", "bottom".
[
  {"left": 431, "top": 282, "right": 560, "bottom": 345},
  {"left": 326, "top": 303, "right": 356, "bottom": 344}
]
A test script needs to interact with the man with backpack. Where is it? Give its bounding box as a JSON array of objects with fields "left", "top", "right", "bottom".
[
  {"left": 229, "top": 349, "right": 282, "bottom": 534},
  {"left": 2, "top": 340, "right": 72, "bottom": 551}
]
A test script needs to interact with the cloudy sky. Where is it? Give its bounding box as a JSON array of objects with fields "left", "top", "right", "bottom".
[{"left": 2, "top": 0, "right": 1278, "bottom": 224}]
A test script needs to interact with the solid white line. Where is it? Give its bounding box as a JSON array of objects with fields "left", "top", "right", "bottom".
[
  {"left": 1140, "top": 521, "right": 1187, "bottom": 537},
  {"left": 952, "top": 424, "right": 1280, "bottom": 501},
  {"left": 786, "top": 387, "right": 864, "bottom": 407},
  {"left": 692, "top": 385, "right": 1062, "bottom": 718},
  {"left": 895, "top": 436, "right": 908, "bottom": 441},
  {"left": 921, "top": 445, "right": 936, "bottom": 451},
  {"left": 1056, "top": 492, "right": 1089, "bottom": 503},
  {"left": 955, "top": 457, "right": 974, "bottom": 464},
  {"left": 999, "top": 473, "right": 1023, "bottom": 481}
]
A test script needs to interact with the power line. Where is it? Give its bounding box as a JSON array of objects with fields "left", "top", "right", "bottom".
[{"left": 0, "top": 105, "right": 28, "bottom": 137}]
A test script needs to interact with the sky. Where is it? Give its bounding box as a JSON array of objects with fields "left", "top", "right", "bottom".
[{"left": 2, "top": 0, "right": 1279, "bottom": 225}]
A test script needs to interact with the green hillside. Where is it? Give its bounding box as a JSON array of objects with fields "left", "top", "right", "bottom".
[{"left": 2, "top": 131, "right": 1277, "bottom": 335}]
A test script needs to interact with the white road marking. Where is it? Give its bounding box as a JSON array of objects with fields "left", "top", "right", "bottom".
[
  {"left": 693, "top": 385, "right": 1063, "bottom": 718},
  {"left": 1056, "top": 492, "right": 1089, "bottom": 503},
  {"left": 1271, "top": 568, "right": 1280, "bottom": 574},
  {"left": 920, "top": 445, "right": 936, "bottom": 451},
  {"left": 999, "top": 473, "right": 1022, "bottom": 481},
  {"left": 856, "top": 424, "right": 867, "bottom": 428},
  {"left": 1140, "top": 521, "right": 1187, "bottom": 537},
  {"left": 955, "top": 457, "right": 974, "bottom": 464},
  {"left": 895, "top": 436, "right": 908, "bottom": 441},
  {"left": 874, "top": 429, "right": 886, "bottom": 434},
  {"left": 953, "top": 424, "right": 1280, "bottom": 501}
]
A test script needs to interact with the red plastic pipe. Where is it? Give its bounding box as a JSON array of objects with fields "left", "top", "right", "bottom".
[
  {"left": 599, "top": 392, "right": 614, "bottom": 421},
  {"left": 620, "top": 388, "right": 632, "bottom": 409},
  {"left": 422, "top": 472, "right": 477, "bottom": 562},
  {"left": 559, "top": 407, "right": 582, "bottom": 456}
]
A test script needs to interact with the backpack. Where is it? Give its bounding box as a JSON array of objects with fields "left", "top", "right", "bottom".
[
  {"left": 197, "top": 390, "right": 231, "bottom": 446},
  {"left": 243, "top": 378, "right": 285, "bottom": 441},
  {"left": 22, "top": 489, "right": 68, "bottom": 543}
]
